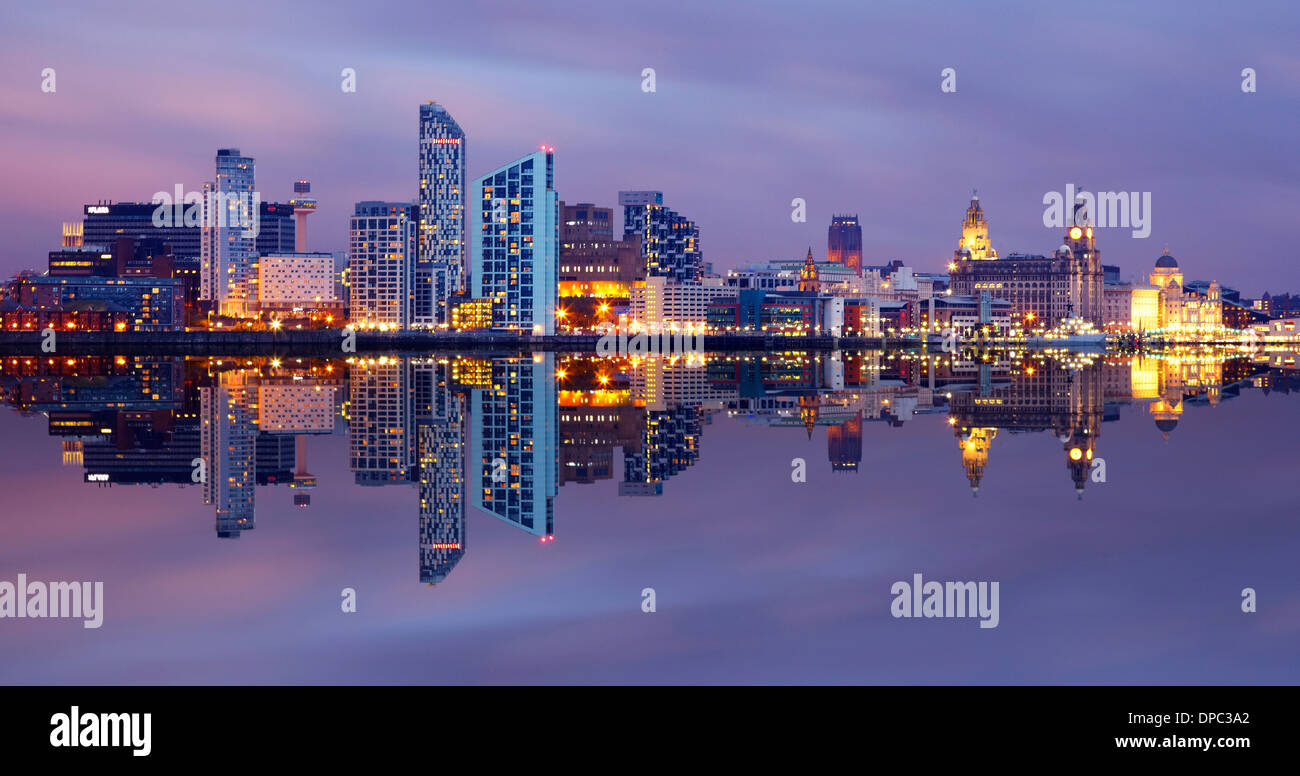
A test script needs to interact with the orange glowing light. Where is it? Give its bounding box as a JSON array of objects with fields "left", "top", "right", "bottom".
[
  {"left": 1069, "top": 448, "right": 1083, "bottom": 461},
  {"left": 1069, "top": 227, "right": 1083, "bottom": 240}
]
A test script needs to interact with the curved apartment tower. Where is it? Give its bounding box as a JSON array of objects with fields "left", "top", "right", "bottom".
[{"left": 418, "top": 102, "right": 466, "bottom": 327}]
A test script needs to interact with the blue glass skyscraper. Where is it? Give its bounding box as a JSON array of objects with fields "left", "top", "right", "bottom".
[{"left": 471, "top": 148, "right": 558, "bottom": 334}]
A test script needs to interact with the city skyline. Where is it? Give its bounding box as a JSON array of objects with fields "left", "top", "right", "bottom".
[
  {"left": 5, "top": 0, "right": 1300, "bottom": 731},
  {"left": 1, "top": 1, "right": 1296, "bottom": 297}
]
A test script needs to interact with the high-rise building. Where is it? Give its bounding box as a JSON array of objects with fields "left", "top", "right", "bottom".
[
  {"left": 349, "top": 201, "right": 418, "bottom": 329},
  {"left": 416, "top": 361, "right": 466, "bottom": 584},
  {"left": 470, "top": 355, "right": 557, "bottom": 537},
  {"left": 620, "top": 191, "right": 702, "bottom": 283},
  {"left": 202, "top": 372, "right": 257, "bottom": 538},
  {"left": 349, "top": 361, "right": 414, "bottom": 485},
  {"left": 418, "top": 102, "right": 467, "bottom": 327},
  {"left": 827, "top": 215, "right": 862, "bottom": 272},
  {"left": 620, "top": 405, "right": 701, "bottom": 497},
  {"left": 255, "top": 202, "right": 296, "bottom": 258},
  {"left": 83, "top": 202, "right": 201, "bottom": 260},
  {"left": 471, "top": 148, "right": 558, "bottom": 333},
  {"left": 201, "top": 149, "right": 257, "bottom": 317}
]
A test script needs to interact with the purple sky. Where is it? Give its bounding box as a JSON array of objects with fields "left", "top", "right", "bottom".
[{"left": 1, "top": 0, "right": 1297, "bottom": 295}]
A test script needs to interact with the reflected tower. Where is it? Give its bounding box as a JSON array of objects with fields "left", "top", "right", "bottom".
[
  {"left": 418, "top": 405, "right": 466, "bottom": 584},
  {"left": 416, "top": 360, "right": 467, "bottom": 583},
  {"left": 469, "top": 355, "right": 558, "bottom": 538},
  {"left": 827, "top": 411, "right": 862, "bottom": 472},
  {"left": 956, "top": 425, "right": 997, "bottom": 496},
  {"left": 201, "top": 371, "right": 257, "bottom": 537}
]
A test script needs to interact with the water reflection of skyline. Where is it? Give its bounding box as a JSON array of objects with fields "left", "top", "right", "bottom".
[{"left": 2, "top": 351, "right": 1296, "bottom": 586}]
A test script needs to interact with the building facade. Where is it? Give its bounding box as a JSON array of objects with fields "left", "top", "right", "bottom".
[
  {"left": 417, "top": 361, "right": 467, "bottom": 583},
  {"left": 255, "top": 202, "right": 296, "bottom": 258},
  {"left": 2, "top": 275, "right": 185, "bottom": 331},
  {"left": 470, "top": 355, "right": 557, "bottom": 537},
  {"left": 348, "top": 201, "right": 418, "bottom": 329},
  {"left": 258, "top": 252, "right": 341, "bottom": 322},
  {"left": 558, "top": 201, "right": 643, "bottom": 298},
  {"left": 950, "top": 198, "right": 1103, "bottom": 328},
  {"left": 201, "top": 149, "right": 258, "bottom": 317},
  {"left": 83, "top": 202, "right": 201, "bottom": 260},
  {"left": 620, "top": 190, "right": 702, "bottom": 283},
  {"left": 418, "top": 102, "right": 467, "bottom": 327},
  {"left": 470, "top": 149, "right": 558, "bottom": 333},
  {"left": 911, "top": 294, "right": 1014, "bottom": 335},
  {"left": 349, "top": 361, "right": 414, "bottom": 485},
  {"left": 631, "top": 275, "right": 728, "bottom": 330},
  {"left": 201, "top": 374, "right": 257, "bottom": 538},
  {"left": 827, "top": 214, "right": 863, "bottom": 272}
]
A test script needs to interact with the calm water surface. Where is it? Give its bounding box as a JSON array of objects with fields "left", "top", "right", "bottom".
[{"left": 0, "top": 351, "right": 1296, "bottom": 684}]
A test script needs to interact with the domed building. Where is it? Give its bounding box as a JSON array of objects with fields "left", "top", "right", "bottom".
[{"left": 1127, "top": 249, "right": 1222, "bottom": 332}]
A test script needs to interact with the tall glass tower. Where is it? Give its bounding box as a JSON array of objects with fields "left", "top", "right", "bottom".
[
  {"left": 201, "top": 373, "right": 257, "bottom": 538},
  {"left": 471, "top": 148, "right": 558, "bottom": 334},
  {"left": 200, "top": 148, "right": 256, "bottom": 316},
  {"left": 470, "top": 354, "right": 557, "bottom": 538},
  {"left": 418, "top": 103, "right": 466, "bottom": 327}
]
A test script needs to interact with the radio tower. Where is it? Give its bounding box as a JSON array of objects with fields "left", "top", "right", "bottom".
[
  {"left": 291, "top": 435, "right": 316, "bottom": 508},
  {"left": 289, "top": 180, "right": 317, "bottom": 252}
]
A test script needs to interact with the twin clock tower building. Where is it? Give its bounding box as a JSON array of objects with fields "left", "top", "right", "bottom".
[{"left": 948, "top": 191, "right": 1104, "bottom": 328}]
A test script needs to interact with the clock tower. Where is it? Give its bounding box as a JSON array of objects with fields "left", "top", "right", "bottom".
[{"left": 955, "top": 190, "right": 997, "bottom": 262}]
